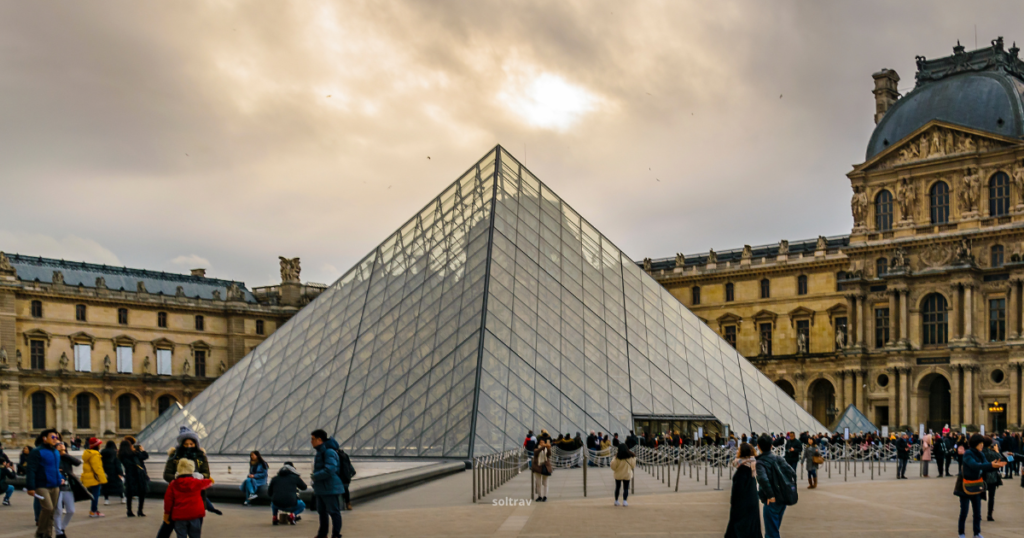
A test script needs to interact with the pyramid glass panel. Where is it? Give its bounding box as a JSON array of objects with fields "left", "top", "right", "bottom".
[{"left": 138, "top": 146, "right": 826, "bottom": 458}]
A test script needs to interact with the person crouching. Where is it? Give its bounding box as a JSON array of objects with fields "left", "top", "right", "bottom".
[
  {"left": 164, "top": 459, "right": 213, "bottom": 538},
  {"left": 269, "top": 461, "right": 307, "bottom": 526}
]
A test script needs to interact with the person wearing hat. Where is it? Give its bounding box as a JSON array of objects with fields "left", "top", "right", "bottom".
[
  {"left": 163, "top": 458, "right": 213, "bottom": 538},
  {"left": 80, "top": 437, "right": 108, "bottom": 518},
  {"left": 162, "top": 426, "right": 219, "bottom": 517}
]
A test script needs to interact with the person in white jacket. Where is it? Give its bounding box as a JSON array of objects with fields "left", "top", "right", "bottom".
[{"left": 610, "top": 444, "right": 637, "bottom": 506}]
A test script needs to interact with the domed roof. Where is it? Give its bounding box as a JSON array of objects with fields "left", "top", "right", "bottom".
[{"left": 867, "top": 38, "right": 1024, "bottom": 159}]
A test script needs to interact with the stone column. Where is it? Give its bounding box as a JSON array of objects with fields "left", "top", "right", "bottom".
[
  {"left": 102, "top": 386, "right": 113, "bottom": 435},
  {"left": 856, "top": 370, "right": 866, "bottom": 412},
  {"left": 844, "top": 370, "right": 855, "bottom": 409},
  {"left": 899, "top": 367, "right": 911, "bottom": 427},
  {"left": 950, "top": 284, "right": 961, "bottom": 341},
  {"left": 964, "top": 285, "right": 975, "bottom": 342},
  {"left": 0, "top": 380, "right": 8, "bottom": 434},
  {"left": 887, "top": 367, "right": 898, "bottom": 428},
  {"left": 144, "top": 388, "right": 155, "bottom": 427},
  {"left": 900, "top": 289, "right": 910, "bottom": 345},
  {"left": 1010, "top": 280, "right": 1020, "bottom": 339},
  {"left": 964, "top": 366, "right": 975, "bottom": 426},
  {"left": 1009, "top": 364, "right": 1020, "bottom": 427},
  {"left": 836, "top": 371, "right": 846, "bottom": 413},
  {"left": 845, "top": 294, "right": 857, "bottom": 348},
  {"left": 858, "top": 294, "right": 868, "bottom": 349},
  {"left": 795, "top": 372, "right": 809, "bottom": 412},
  {"left": 59, "top": 385, "right": 71, "bottom": 436},
  {"left": 951, "top": 366, "right": 962, "bottom": 426},
  {"left": 888, "top": 291, "right": 899, "bottom": 345}
]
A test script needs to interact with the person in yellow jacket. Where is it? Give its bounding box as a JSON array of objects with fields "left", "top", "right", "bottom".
[{"left": 80, "top": 437, "right": 108, "bottom": 517}]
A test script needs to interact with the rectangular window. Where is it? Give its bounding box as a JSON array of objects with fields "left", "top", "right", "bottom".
[
  {"left": 195, "top": 315, "right": 204, "bottom": 331},
  {"left": 118, "top": 396, "right": 132, "bottom": 430},
  {"left": 875, "top": 308, "right": 890, "bottom": 348},
  {"left": 158, "top": 312, "right": 168, "bottom": 328},
  {"left": 118, "top": 308, "right": 128, "bottom": 325},
  {"left": 75, "top": 304, "right": 86, "bottom": 322},
  {"left": 30, "top": 340, "right": 45, "bottom": 370},
  {"left": 73, "top": 343, "right": 91, "bottom": 372},
  {"left": 725, "top": 284, "right": 734, "bottom": 302},
  {"left": 990, "top": 298, "right": 1006, "bottom": 342},
  {"left": 32, "top": 393, "right": 47, "bottom": 430},
  {"left": 256, "top": 319, "right": 265, "bottom": 335},
  {"left": 31, "top": 300, "right": 42, "bottom": 318},
  {"left": 760, "top": 279, "right": 770, "bottom": 299},
  {"left": 116, "top": 346, "right": 133, "bottom": 374},
  {"left": 724, "top": 325, "right": 737, "bottom": 348},
  {"left": 157, "top": 348, "right": 172, "bottom": 376},
  {"left": 195, "top": 350, "right": 206, "bottom": 377},
  {"left": 76, "top": 394, "right": 91, "bottom": 429},
  {"left": 797, "top": 276, "right": 808, "bottom": 296},
  {"left": 796, "top": 319, "right": 810, "bottom": 351},
  {"left": 759, "top": 323, "right": 772, "bottom": 356},
  {"left": 691, "top": 287, "right": 701, "bottom": 306}
]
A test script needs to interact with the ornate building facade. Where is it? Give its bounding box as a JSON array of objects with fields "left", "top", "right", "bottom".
[
  {"left": 643, "top": 38, "right": 1024, "bottom": 433},
  {"left": 0, "top": 253, "right": 323, "bottom": 445}
]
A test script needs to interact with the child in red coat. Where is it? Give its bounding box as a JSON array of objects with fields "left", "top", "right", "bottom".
[{"left": 164, "top": 458, "right": 213, "bottom": 538}]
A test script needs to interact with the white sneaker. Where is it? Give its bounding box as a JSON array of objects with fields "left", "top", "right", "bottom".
[
  {"left": 104, "top": 499, "right": 109, "bottom": 506},
  {"left": 623, "top": 501, "right": 628, "bottom": 507},
  {"left": 614, "top": 501, "right": 619, "bottom": 506},
  {"left": 247, "top": 494, "right": 258, "bottom": 501},
  {"left": 120, "top": 497, "right": 126, "bottom": 504}
]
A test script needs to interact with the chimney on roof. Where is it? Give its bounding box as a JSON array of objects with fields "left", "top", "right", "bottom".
[
  {"left": 191, "top": 268, "right": 206, "bottom": 278},
  {"left": 872, "top": 69, "right": 900, "bottom": 124}
]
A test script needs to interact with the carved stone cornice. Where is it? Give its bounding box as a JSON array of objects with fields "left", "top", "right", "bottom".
[
  {"left": 103, "top": 385, "right": 114, "bottom": 393},
  {"left": 794, "top": 372, "right": 806, "bottom": 381}
]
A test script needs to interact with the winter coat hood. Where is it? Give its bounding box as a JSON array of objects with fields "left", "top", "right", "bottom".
[{"left": 277, "top": 464, "right": 299, "bottom": 477}]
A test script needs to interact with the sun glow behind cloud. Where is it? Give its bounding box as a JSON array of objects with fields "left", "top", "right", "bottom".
[{"left": 499, "top": 73, "right": 599, "bottom": 131}]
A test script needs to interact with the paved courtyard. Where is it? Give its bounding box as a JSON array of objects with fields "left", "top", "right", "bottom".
[{"left": 2, "top": 461, "right": 1022, "bottom": 537}]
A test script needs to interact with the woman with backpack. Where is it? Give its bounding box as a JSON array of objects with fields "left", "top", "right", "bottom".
[
  {"left": 241, "top": 451, "right": 269, "bottom": 506},
  {"left": 100, "top": 440, "right": 124, "bottom": 506},
  {"left": 955, "top": 434, "right": 1006, "bottom": 538},
  {"left": 725, "top": 442, "right": 761, "bottom": 538},
  {"left": 531, "top": 435, "right": 552, "bottom": 502},
  {"left": 609, "top": 443, "right": 636, "bottom": 506}
]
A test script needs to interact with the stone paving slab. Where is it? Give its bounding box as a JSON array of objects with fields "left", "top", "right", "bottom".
[{"left": 3, "top": 461, "right": 1021, "bottom": 538}]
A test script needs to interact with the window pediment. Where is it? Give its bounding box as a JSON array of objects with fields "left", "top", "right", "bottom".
[
  {"left": 22, "top": 328, "right": 52, "bottom": 346},
  {"left": 716, "top": 313, "right": 743, "bottom": 332},
  {"left": 151, "top": 337, "right": 175, "bottom": 351},
  {"left": 752, "top": 309, "right": 778, "bottom": 328},
  {"left": 788, "top": 306, "right": 816, "bottom": 327},
  {"left": 67, "top": 331, "right": 95, "bottom": 348},
  {"left": 112, "top": 334, "right": 138, "bottom": 351}
]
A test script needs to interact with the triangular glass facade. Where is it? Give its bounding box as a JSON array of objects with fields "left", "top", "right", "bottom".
[
  {"left": 829, "top": 404, "right": 878, "bottom": 433},
  {"left": 138, "top": 146, "right": 826, "bottom": 458}
]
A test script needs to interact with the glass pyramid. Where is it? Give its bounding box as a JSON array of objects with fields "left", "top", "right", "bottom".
[
  {"left": 137, "top": 146, "right": 826, "bottom": 458},
  {"left": 829, "top": 404, "right": 878, "bottom": 434}
]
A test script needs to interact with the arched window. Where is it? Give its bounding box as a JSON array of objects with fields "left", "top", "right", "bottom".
[
  {"left": 991, "top": 244, "right": 1005, "bottom": 267},
  {"left": 158, "top": 395, "right": 175, "bottom": 416},
  {"left": 930, "top": 181, "right": 950, "bottom": 224},
  {"left": 922, "top": 293, "right": 948, "bottom": 345},
  {"left": 797, "top": 275, "right": 808, "bottom": 295},
  {"left": 118, "top": 394, "right": 133, "bottom": 429},
  {"left": 876, "top": 190, "right": 894, "bottom": 231},
  {"left": 760, "top": 279, "right": 770, "bottom": 299},
  {"left": 32, "top": 392, "right": 47, "bottom": 430},
  {"left": 876, "top": 257, "right": 888, "bottom": 277},
  {"left": 990, "top": 172, "right": 1010, "bottom": 217},
  {"left": 725, "top": 283, "right": 734, "bottom": 302},
  {"left": 691, "top": 286, "right": 701, "bottom": 306}
]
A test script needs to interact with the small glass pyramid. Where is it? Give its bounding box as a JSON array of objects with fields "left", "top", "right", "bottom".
[
  {"left": 137, "top": 146, "right": 827, "bottom": 458},
  {"left": 829, "top": 404, "right": 879, "bottom": 434}
]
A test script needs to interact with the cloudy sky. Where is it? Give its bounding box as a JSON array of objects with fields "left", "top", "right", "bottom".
[{"left": 1, "top": 1, "right": 1020, "bottom": 287}]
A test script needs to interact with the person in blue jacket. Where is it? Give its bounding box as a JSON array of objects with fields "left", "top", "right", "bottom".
[
  {"left": 26, "top": 429, "right": 63, "bottom": 538},
  {"left": 241, "top": 450, "right": 269, "bottom": 505},
  {"left": 956, "top": 433, "right": 1006, "bottom": 538},
  {"left": 310, "top": 429, "right": 344, "bottom": 538}
]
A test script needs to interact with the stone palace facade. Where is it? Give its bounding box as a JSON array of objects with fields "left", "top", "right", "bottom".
[
  {"left": 643, "top": 38, "right": 1024, "bottom": 433},
  {"left": 0, "top": 254, "right": 323, "bottom": 445}
]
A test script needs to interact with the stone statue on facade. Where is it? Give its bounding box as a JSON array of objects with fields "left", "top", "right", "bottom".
[
  {"left": 103, "top": 355, "right": 111, "bottom": 373},
  {"left": 957, "top": 133, "right": 976, "bottom": 153},
  {"left": 778, "top": 240, "right": 789, "bottom": 256},
  {"left": 835, "top": 325, "right": 847, "bottom": 349},
  {"left": 183, "top": 359, "right": 191, "bottom": 377},
  {"left": 95, "top": 277, "right": 106, "bottom": 289},
  {"left": 0, "top": 347, "right": 7, "bottom": 367},
  {"left": 219, "top": 361, "right": 227, "bottom": 375},
  {"left": 675, "top": 253, "right": 685, "bottom": 266},
  {"left": 953, "top": 237, "right": 974, "bottom": 264},
  {"left": 211, "top": 290, "right": 221, "bottom": 300},
  {"left": 59, "top": 352, "right": 69, "bottom": 372},
  {"left": 959, "top": 167, "right": 980, "bottom": 212},
  {"left": 137, "top": 281, "right": 147, "bottom": 294},
  {"left": 279, "top": 257, "right": 301, "bottom": 283},
  {"left": 1013, "top": 161, "right": 1024, "bottom": 202},
  {"left": 929, "top": 129, "right": 943, "bottom": 156},
  {"left": 816, "top": 236, "right": 827, "bottom": 251},
  {"left": 226, "top": 282, "right": 245, "bottom": 301},
  {"left": 759, "top": 336, "right": 769, "bottom": 356},
  {"left": 896, "top": 178, "right": 916, "bottom": 221},
  {"left": 143, "top": 355, "right": 151, "bottom": 374},
  {"left": 642, "top": 258, "right": 652, "bottom": 272},
  {"left": 891, "top": 246, "right": 909, "bottom": 269},
  {"left": 851, "top": 186, "right": 869, "bottom": 226},
  {"left": 175, "top": 285, "right": 185, "bottom": 297},
  {"left": 797, "top": 332, "right": 808, "bottom": 354},
  {"left": 707, "top": 249, "right": 717, "bottom": 264},
  {"left": 0, "top": 252, "right": 14, "bottom": 273},
  {"left": 15, "top": 349, "right": 22, "bottom": 369},
  {"left": 742, "top": 245, "right": 753, "bottom": 260},
  {"left": 52, "top": 271, "right": 64, "bottom": 285}
]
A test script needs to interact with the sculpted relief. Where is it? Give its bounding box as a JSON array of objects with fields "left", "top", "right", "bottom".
[
  {"left": 958, "top": 166, "right": 981, "bottom": 213},
  {"left": 896, "top": 177, "right": 917, "bottom": 222},
  {"left": 881, "top": 126, "right": 992, "bottom": 170},
  {"left": 851, "top": 186, "right": 869, "bottom": 227}
]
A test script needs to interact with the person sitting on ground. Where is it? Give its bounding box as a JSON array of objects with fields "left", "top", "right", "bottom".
[
  {"left": 609, "top": 443, "right": 636, "bottom": 507},
  {"left": 241, "top": 451, "right": 269, "bottom": 506},
  {"left": 163, "top": 458, "right": 213, "bottom": 538},
  {"left": 268, "top": 461, "right": 307, "bottom": 526}
]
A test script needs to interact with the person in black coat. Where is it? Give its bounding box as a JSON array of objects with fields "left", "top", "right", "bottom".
[
  {"left": 100, "top": 440, "right": 124, "bottom": 505},
  {"left": 783, "top": 433, "right": 802, "bottom": 471},
  {"left": 956, "top": 434, "right": 1006, "bottom": 538},
  {"left": 895, "top": 434, "right": 910, "bottom": 479},
  {"left": 337, "top": 448, "right": 356, "bottom": 511},
  {"left": 119, "top": 438, "right": 149, "bottom": 517},
  {"left": 268, "top": 462, "right": 307, "bottom": 525},
  {"left": 625, "top": 430, "right": 638, "bottom": 449},
  {"left": 725, "top": 443, "right": 762, "bottom": 538}
]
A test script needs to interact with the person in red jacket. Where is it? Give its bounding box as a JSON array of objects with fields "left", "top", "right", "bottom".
[{"left": 163, "top": 458, "right": 213, "bottom": 538}]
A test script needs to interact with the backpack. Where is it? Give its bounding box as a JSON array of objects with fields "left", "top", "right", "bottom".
[
  {"left": 770, "top": 457, "right": 799, "bottom": 506},
  {"left": 335, "top": 448, "right": 356, "bottom": 484}
]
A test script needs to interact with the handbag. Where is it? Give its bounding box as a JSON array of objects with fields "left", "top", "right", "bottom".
[
  {"left": 962, "top": 476, "right": 985, "bottom": 495},
  {"left": 812, "top": 455, "right": 824, "bottom": 465}
]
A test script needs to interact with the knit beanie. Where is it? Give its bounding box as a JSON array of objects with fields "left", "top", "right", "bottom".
[
  {"left": 176, "top": 458, "right": 196, "bottom": 477},
  {"left": 176, "top": 425, "right": 200, "bottom": 448},
  {"left": 88, "top": 437, "right": 102, "bottom": 450}
]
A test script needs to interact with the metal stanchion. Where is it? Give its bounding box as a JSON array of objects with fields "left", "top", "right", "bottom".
[
  {"left": 583, "top": 447, "right": 588, "bottom": 498},
  {"left": 844, "top": 444, "right": 848, "bottom": 482},
  {"left": 675, "top": 448, "right": 683, "bottom": 492}
]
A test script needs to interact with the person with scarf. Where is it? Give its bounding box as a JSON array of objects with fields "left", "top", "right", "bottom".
[
  {"left": 159, "top": 426, "right": 221, "bottom": 538},
  {"left": 802, "top": 437, "right": 820, "bottom": 489},
  {"left": 532, "top": 436, "right": 552, "bottom": 502},
  {"left": 955, "top": 434, "right": 1006, "bottom": 538},
  {"left": 725, "top": 443, "right": 762, "bottom": 538}
]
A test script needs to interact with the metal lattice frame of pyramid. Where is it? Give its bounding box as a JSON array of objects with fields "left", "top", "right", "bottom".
[
  {"left": 829, "top": 404, "right": 879, "bottom": 433},
  {"left": 137, "top": 146, "right": 827, "bottom": 458}
]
